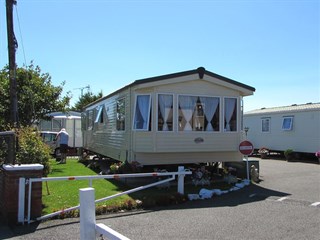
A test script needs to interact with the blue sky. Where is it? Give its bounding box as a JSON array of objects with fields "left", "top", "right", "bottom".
[{"left": 0, "top": 0, "right": 319, "bottom": 111}]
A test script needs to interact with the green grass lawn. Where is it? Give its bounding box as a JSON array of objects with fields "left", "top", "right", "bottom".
[{"left": 42, "top": 158, "right": 133, "bottom": 214}]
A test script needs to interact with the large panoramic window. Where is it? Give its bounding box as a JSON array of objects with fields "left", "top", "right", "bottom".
[
  {"left": 224, "top": 97, "right": 237, "bottom": 132},
  {"left": 178, "top": 95, "right": 220, "bottom": 131},
  {"left": 158, "top": 94, "right": 173, "bottom": 131},
  {"left": 282, "top": 116, "right": 293, "bottom": 131},
  {"left": 133, "top": 95, "right": 151, "bottom": 131},
  {"left": 261, "top": 118, "right": 270, "bottom": 132},
  {"left": 116, "top": 98, "right": 125, "bottom": 131}
]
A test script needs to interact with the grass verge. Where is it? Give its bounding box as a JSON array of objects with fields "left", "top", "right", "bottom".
[{"left": 42, "top": 158, "right": 133, "bottom": 216}]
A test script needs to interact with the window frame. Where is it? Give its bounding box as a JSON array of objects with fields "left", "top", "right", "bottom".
[
  {"left": 87, "top": 109, "right": 94, "bottom": 130},
  {"left": 157, "top": 93, "right": 174, "bottom": 132},
  {"left": 94, "top": 105, "right": 104, "bottom": 124},
  {"left": 261, "top": 117, "right": 271, "bottom": 133},
  {"left": 177, "top": 94, "right": 221, "bottom": 132},
  {"left": 116, "top": 98, "right": 126, "bottom": 131},
  {"left": 282, "top": 116, "right": 294, "bottom": 131},
  {"left": 133, "top": 94, "right": 152, "bottom": 131},
  {"left": 223, "top": 97, "right": 238, "bottom": 132}
]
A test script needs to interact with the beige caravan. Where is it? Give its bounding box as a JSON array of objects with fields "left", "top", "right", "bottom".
[
  {"left": 82, "top": 67, "right": 255, "bottom": 166},
  {"left": 244, "top": 103, "right": 320, "bottom": 154}
]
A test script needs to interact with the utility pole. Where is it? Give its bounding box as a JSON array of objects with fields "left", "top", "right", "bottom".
[
  {"left": 6, "top": 0, "right": 19, "bottom": 128},
  {"left": 74, "top": 85, "right": 90, "bottom": 97}
]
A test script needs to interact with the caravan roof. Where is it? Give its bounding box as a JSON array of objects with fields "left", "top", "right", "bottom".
[{"left": 245, "top": 102, "right": 320, "bottom": 116}]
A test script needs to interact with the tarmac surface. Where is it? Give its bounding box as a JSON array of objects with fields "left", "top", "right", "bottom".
[{"left": 1, "top": 158, "right": 319, "bottom": 240}]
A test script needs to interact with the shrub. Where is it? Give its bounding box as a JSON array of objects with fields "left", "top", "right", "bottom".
[
  {"left": 16, "top": 126, "right": 51, "bottom": 176},
  {"left": 284, "top": 149, "right": 294, "bottom": 161}
]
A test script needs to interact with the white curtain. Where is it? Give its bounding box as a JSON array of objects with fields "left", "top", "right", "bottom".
[
  {"left": 179, "top": 96, "right": 197, "bottom": 131},
  {"left": 134, "top": 95, "right": 150, "bottom": 130},
  {"left": 199, "top": 97, "right": 219, "bottom": 131},
  {"left": 224, "top": 98, "right": 236, "bottom": 131},
  {"left": 159, "top": 94, "right": 173, "bottom": 131}
]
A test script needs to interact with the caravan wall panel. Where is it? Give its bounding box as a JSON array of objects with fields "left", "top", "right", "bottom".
[{"left": 82, "top": 89, "right": 131, "bottom": 161}]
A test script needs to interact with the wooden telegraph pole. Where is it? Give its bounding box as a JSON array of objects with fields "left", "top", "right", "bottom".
[{"left": 6, "top": 0, "right": 19, "bottom": 127}]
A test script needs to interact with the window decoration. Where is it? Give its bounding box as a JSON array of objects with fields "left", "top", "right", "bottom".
[
  {"left": 224, "top": 98, "right": 237, "bottom": 132},
  {"left": 133, "top": 95, "right": 151, "bottom": 130},
  {"left": 158, "top": 94, "right": 173, "bottom": 131}
]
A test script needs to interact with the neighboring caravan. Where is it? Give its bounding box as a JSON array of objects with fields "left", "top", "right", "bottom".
[
  {"left": 82, "top": 67, "right": 255, "bottom": 166},
  {"left": 37, "top": 111, "right": 83, "bottom": 156},
  {"left": 244, "top": 103, "right": 320, "bottom": 154}
]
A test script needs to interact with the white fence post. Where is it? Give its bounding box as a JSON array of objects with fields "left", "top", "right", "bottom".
[
  {"left": 177, "top": 166, "right": 185, "bottom": 195},
  {"left": 18, "top": 177, "right": 25, "bottom": 224},
  {"left": 80, "top": 187, "right": 96, "bottom": 240}
]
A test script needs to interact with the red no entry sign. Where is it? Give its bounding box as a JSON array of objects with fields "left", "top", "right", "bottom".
[{"left": 239, "top": 140, "right": 254, "bottom": 155}]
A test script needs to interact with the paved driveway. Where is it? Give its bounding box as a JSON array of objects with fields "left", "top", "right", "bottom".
[{"left": 1, "top": 158, "right": 319, "bottom": 240}]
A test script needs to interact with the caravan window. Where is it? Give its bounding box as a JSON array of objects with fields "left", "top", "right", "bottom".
[
  {"left": 282, "top": 116, "right": 293, "bottom": 131},
  {"left": 94, "top": 105, "right": 105, "bottom": 124},
  {"left": 133, "top": 95, "right": 151, "bottom": 131},
  {"left": 199, "top": 96, "right": 220, "bottom": 131},
  {"left": 261, "top": 118, "right": 270, "bottom": 132},
  {"left": 81, "top": 112, "right": 87, "bottom": 130},
  {"left": 52, "top": 119, "right": 62, "bottom": 131},
  {"left": 116, "top": 98, "right": 125, "bottom": 131},
  {"left": 178, "top": 95, "right": 220, "bottom": 131},
  {"left": 87, "top": 110, "right": 94, "bottom": 130},
  {"left": 224, "top": 98, "right": 237, "bottom": 132},
  {"left": 158, "top": 94, "right": 173, "bottom": 131}
]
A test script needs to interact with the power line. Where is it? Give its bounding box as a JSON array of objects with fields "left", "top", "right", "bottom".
[{"left": 14, "top": 4, "right": 27, "bottom": 66}]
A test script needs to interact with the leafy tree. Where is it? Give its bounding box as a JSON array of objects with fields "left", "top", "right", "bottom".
[
  {"left": 16, "top": 126, "right": 51, "bottom": 176},
  {"left": 0, "top": 63, "right": 71, "bottom": 130},
  {"left": 71, "top": 90, "right": 103, "bottom": 111}
]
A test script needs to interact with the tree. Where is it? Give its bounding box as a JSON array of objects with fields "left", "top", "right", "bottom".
[
  {"left": 0, "top": 63, "right": 71, "bottom": 130},
  {"left": 71, "top": 90, "right": 103, "bottom": 111}
]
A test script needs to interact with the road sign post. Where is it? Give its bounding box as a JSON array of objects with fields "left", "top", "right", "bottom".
[{"left": 239, "top": 140, "right": 254, "bottom": 180}]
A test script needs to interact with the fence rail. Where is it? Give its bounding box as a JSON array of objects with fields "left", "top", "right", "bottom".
[{"left": 19, "top": 166, "right": 191, "bottom": 224}]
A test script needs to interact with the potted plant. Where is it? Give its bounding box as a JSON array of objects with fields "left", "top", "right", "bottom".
[
  {"left": 258, "top": 147, "right": 269, "bottom": 159},
  {"left": 284, "top": 149, "right": 294, "bottom": 161}
]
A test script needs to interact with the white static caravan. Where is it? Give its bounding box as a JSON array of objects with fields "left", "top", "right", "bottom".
[
  {"left": 244, "top": 103, "right": 320, "bottom": 154},
  {"left": 82, "top": 67, "right": 255, "bottom": 166},
  {"left": 38, "top": 111, "right": 83, "bottom": 154}
]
